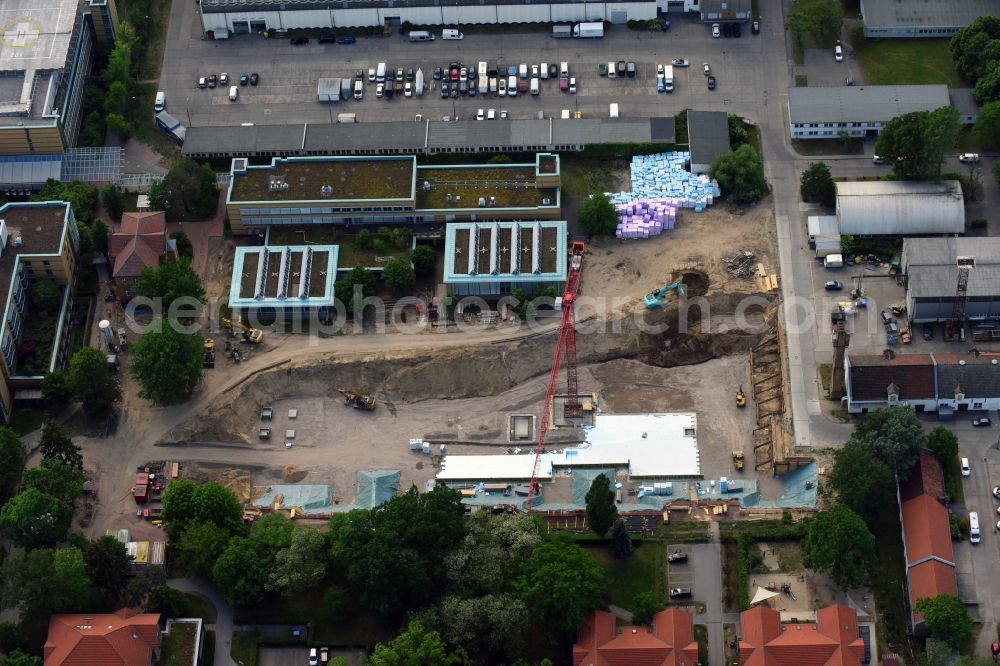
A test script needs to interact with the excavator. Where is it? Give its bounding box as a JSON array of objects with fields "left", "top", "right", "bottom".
[
  {"left": 221, "top": 317, "right": 263, "bottom": 344},
  {"left": 644, "top": 280, "right": 685, "bottom": 309},
  {"left": 338, "top": 389, "right": 377, "bottom": 411},
  {"left": 736, "top": 385, "right": 747, "bottom": 408}
]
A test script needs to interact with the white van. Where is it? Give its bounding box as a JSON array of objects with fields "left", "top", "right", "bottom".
[
  {"left": 228, "top": 86, "right": 238, "bottom": 101},
  {"left": 609, "top": 103, "right": 619, "bottom": 118},
  {"left": 540, "top": 63, "right": 549, "bottom": 79},
  {"left": 559, "top": 62, "right": 569, "bottom": 77},
  {"left": 376, "top": 62, "right": 386, "bottom": 82},
  {"left": 518, "top": 63, "right": 528, "bottom": 79},
  {"left": 442, "top": 29, "right": 463, "bottom": 40},
  {"left": 961, "top": 457, "right": 970, "bottom": 477},
  {"left": 354, "top": 80, "right": 363, "bottom": 100},
  {"left": 607, "top": 61, "right": 617, "bottom": 79},
  {"left": 823, "top": 253, "right": 844, "bottom": 269},
  {"left": 507, "top": 75, "right": 517, "bottom": 97},
  {"left": 970, "top": 511, "right": 981, "bottom": 544},
  {"left": 154, "top": 91, "right": 165, "bottom": 112},
  {"left": 530, "top": 78, "right": 540, "bottom": 96},
  {"left": 408, "top": 31, "right": 434, "bottom": 41},
  {"left": 487, "top": 108, "right": 496, "bottom": 120}
]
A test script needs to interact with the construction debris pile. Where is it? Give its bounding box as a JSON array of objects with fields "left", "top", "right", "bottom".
[
  {"left": 724, "top": 250, "right": 758, "bottom": 279},
  {"left": 607, "top": 152, "right": 720, "bottom": 210},
  {"left": 615, "top": 199, "right": 679, "bottom": 239}
]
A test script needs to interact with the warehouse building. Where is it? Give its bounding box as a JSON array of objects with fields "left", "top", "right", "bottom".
[
  {"left": 183, "top": 117, "right": 676, "bottom": 160},
  {"left": 902, "top": 237, "right": 1000, "bottom": 323},
  {"left": 0, "top": 0, "right": 118, "bottom": 156},
  {"left": 199, "top": 0, "right": 656, "bottom": 36},
  {"left": 699, "top": 0, "right": 752, "bottom": 23},
  {"left": 686, "top": 110, "right": 731, "bottom": 174},
  {"left": 226, "top": 153, "right": 561, "bottom": 235},
  {"left": 787, "top": 85, "right": 951, "bottom": 140},
  {"left": 835, "top": 181, "right": 964, "bottom": 236},
  {"left": 860, "top": 0, "right": 996, "bottom": 38}
]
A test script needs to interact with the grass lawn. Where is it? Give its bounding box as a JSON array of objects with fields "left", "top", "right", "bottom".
[
  {"left": 560, "top": 157, "right": 623, "bottom": 198},
  {"left": 267, "top": 227, "right": 412, "bottom": 268},
  {"left": 161, "top": 622, "right": 197, "bottom": 666},
  {"left": 654, "top": 521, "right": 712, "bottom": 543},
  {"left": 945, "top": 456, "right": 965, "bottom": 503},
  {"left": 231, "top": 629, "right": 257, "bottom": 666},
  {"left": 9, "top": 409, "right": 45, "bottom": 436},
  {"left": 818, "top": 364, "right": 832, "bottom": 394},
  {"left": 855, "top": 39, "right": 962, "bottom": 86},
  {"left": 793, "top": 138, "right": 865, "bottom": 156},
  {"left": 694, "top": 624, "right": 709, "bottom": 664},
  {"left": 180, "top": 592, "right": 217, "bottom": 623},
  {"left": 584, "top": 541, "right": 667, "bottom": 610},
  {"left": 769, "top": 542, "right": 805, "bottom": 572}
]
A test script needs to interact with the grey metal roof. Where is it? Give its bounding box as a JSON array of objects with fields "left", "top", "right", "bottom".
[
  {"left": 203, "top": 0, "right": 604, "bottom": 8},
  {"left": 687, "top": 110, "right": 730, "bottom": 165},
  {"left": 861, "top": 0, "right": 998, "bottom": 30},
  {"left": 306, "top": 123, "right": 426, "bottom": 151},
  {"left": 184, "top": 124, "right": 307, "bottom": 155},
  {"left": 904, "top": 237, "right": 1000, "bottom": 267},
  {"left": 836, "top": 180, "right": 964, "bottom": 235},
  {"left": 936, "top": 357, "right": 1000, "bottom": 399},
  {"left": 949, "top": 88, "right": 980, "bottom": 117},
  {"left": 904, "top": 237, "right": 1000, "bottom": 299},
  {"left": 0, "top": 155, "right": 62, "bottom": 189},
  {"left": 787, "top": 85, "right": 951, "bottom": 124},
  {"left": 427, "top": 119, "right": 550, "bottom": 148}
]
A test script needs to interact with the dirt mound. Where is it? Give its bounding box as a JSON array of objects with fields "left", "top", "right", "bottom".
[
  {"left": 215, "top": 468, "right": 252, "bottom": 503},
  {"left": 282, "top": 465, "right": 309, "bottom": 483}
]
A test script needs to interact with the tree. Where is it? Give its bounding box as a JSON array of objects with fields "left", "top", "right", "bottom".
[
  {"left": 800, "top": 162, "right": 836, "bottom": 208},
  {"left": 875, "top": 107, "right": 960, "bottom": 181},
  {"left": 915, "top": 594, "right": 974, "bottom": 649},
  {"left": 803, "top": 505, "right": 875, "bottom": 590},
  {"left": 709, "top": 145, "right": 768, "bottom": 204},
  {"left": 609, "top": 519, "right": 633, "bottom": 559},
  {"left": 31, "top": 179, "right": 99, "bottom": 225},
  {"left": 84, "top": 535, "right": 133, "bottom": 602},
  {"left": 151, "top": 160, "right": 220, "bottom": 221},
  {"left": 130, "top": 323, "right": 204, "bottom": 405},
  {"left": 67, "top": 347, "right": 120, "bottom": 417},
  {"left": 949, "top": 16, "right": 1000, "bottom": 83},
  {"left": 974, "top": 101, "right": 1000, "bottom": 149},
  {"left": 125, "top": 567, "right": 167, "bottom": 607},
  {"left": 335, "top": 266, "right": 377, "bottom": 314},
  {"left": 102, "top": 184, "right": 124, "bottom": 222},
  {"left": 785, "top": 0, "right": 842, "bottom": 48},
  {"left": 445, "top": 512, "right": 541, "bottom": 595},
  {"left": 39, "top": 420, "right": 83, "bottom": 471},
  {"left": 369, "top": 620, "right": 470, "bottom": 666},
  {"left": 147, "top": 585, "right": 188, "bottom": 619},
  {"left": 728, "top": 114, "right": 750, "bottom": 148},
  {"left": 925, "top": 427, "right": 959, "bottom": 465},
  {"left": 1, "top": 548, "right": 94, "bottom": 618},
  {"left": 22, "top": 459, "right": 84, "bottom": 500},
  {"left": 250, "top": 512, "right": 295, "bottom": 551},
  {"left": 0, "top": 623, "right": 30, "bottom": 658},
  {"left": 175, "top": 521, "right": 231, "bottom": 577},
  {"left": 170, "top": 231, "right": 194, "bottom": 260},
  {"left": 0, "top": 427, "right": 25, "bottom": 499},
  {"left": 0, "top": 488, "right": 73, "bottom": 547},
  {"left": 433, "top": 594, "right": 528, "bottom": 663},
  {"left": 31, "top": 281, "right": 60, "bottom": 313},
  {"left": 133, "top": 259, "right": 206, "bottom": 311},
  {"left": 3, "top": 651, "right": 42, "bottom": 666},
  {"left": 41, "top": 371, "right": 72, "bottom": 407},
  {"left": 212, "top": 537, "right": 270, "bottom": 606},
  {"left": 104, "top": 81, "right": 128, "bottom": 118},
  {"left": 632, "top": 590, "right": 667, "bottom": 625},
  {"left": 585, "top": 473, "right": 618, "bottom": 537},
  {"left": 579, "top": 192, "right": 618, "bottom": 237},
  {"left": 973, "top": 62, "right": 1000, "bottom": 104},
  {"left": 411, "top": 245, "right": 437, "bottom": 278},
  {"left": 514, "top": 534, "right": 604, "bottom": 634},
  {"left": 383, "top": 257, "right": 416, "bottom": 296},
  {"left": 853, "top": 406, "right": 924, "bottom": 475},
  {"left": 826, "top": 438, "right": 893, "bottom": 525},
  {"left": 487, "top": 154, "right": 514, "bottom": 164},
  {"left": 267, "top": 526, "right": 327, "bottom": 596},
  {"left": 162, "top": 480, "right": 244, "bottom": 540}
]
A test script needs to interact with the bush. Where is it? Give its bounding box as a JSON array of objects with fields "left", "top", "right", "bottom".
[
  {"left": 170, "top": 231, "right": 194, "bottom": 260},
  {"left": 411, "top": 245, "right": 437, "bottom": 277},
  {"left": 950, "top": 516, "right": 969, "bottom": 540},
  {"left": 970, "top": 218, "right": 987, "bottom": 229}
]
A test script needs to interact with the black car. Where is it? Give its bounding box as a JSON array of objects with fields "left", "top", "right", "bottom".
[
  {"left": 467, "top": 68, "right": 476, "bottom": 80},
  {"left": 733, "top": 22, "right": 741, "bottom": 37},
  {"left": 616, "top": 61, "right": 626, "bottom": 77},
  {"left": 249, "top": 72, "right": 259, "bottom": 86},
  {"left": 239, "top": 73, "right": 249, "bottom": 86},
  {"left": 406, "top": 68, "right": 415, "bottom": 82},
  {"left": 669, "top": 588, "right": 692, "bottom": 599},
  {"left": 290, "top": 37, "right": 309, "bottom": 45},
  {"left": 356, "top": 70, "right": 364, "bottom": 81},
  {"left": 824, "top": 280, "right": 843, "bottom": 291},
  {"left": 667, "top": 551, "right": 688, "bottom": 563},
  {"left": 722, "top": 23, "right": 732, "bottom": 37},
  {"left": 207, "top": 73, "right": 217, "bottom": 88},
  {"left": 707, "top": 75, "right": 716, "bottom": 90},
  {"left": 433, "top": 67, "right": 443, "bottom": 80},
  {"left": 440, "top": 82, "right": 450, "bottom": 98},
  {"left": 549, "top": 64, "right": 558, "bottom": 78},
  {"left": 450, "top": 88, "right": 458, "bottom": 98},
  {"left": 922, "top": 323, "right": 933, "bottom": 340},
  {"left": 752, "top": 20, "right": 760, "bottom": 34},
  {"left": 318, "top": 36, "right": 337, "bottom": 44},
  {"left": 337, "top": 36, "right": 356, "bottom": 44}
]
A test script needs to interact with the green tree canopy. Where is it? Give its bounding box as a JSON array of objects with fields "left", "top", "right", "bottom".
[
  {"left": 579, "top": 192, "right": 618, "bottom": 237},
  {"left": 709, "top": 144, "right": 768, "bottom": 204},
  {"left": 826, "top": 438, "right": 893, "bottom": 526},
  {"left": 411, "top": 245, "right": 438, "bottom": 277},
  {"left": 0, "top": 488, "right": 74, "bottom": 547},
  {"left": 212, "top": 536, "right": 271, "bottom": 606},
  {"left": 133, "top": 259, "right": 206, "bottom": 312},
  {"left": 22, "top": 459, "right": 84, "bottom": 501},
  {"left": 609, "top": 519, "right": 634, "bottom": 559},
  {"left": 170, "top": 231, "right": 194, "bottom": 260},
  {"left": 785, "top": 0, "right": 842, "bottom": 48},
  {"left": 368, "top": 620, "right": 470, "bottom": 666},
  {"left": 125, "top": 568, "right": 167, "bottom": 607},
  {"left": 92, "top": 220, "right": 110, "bottom": 257},
  {"left": 31, "top": 179, "right": 99, "bottom": 224},
  {"left": 445, "top": 512, "right": 542, "bottom": 595},
  {"left": 150, "top": 161, "right": 220, "bottom": 221},
  {"left": 974, "top": 62, "right": 1000, "bottom": 104},
  {"left": 513, "top": 533, "right": 604, "bottom": 634},
  {"left": 383, "top": 257, "right": 416, "bottom": 296},
  {"left": 39, "top": 420, "right": 82, "bottom": 471},
  {"left": 925, "top": 427, "right": 959, "bottom": 466},
  {"left": 632, "top": 590, "right": 667, "bottom": 626},
  {"left": 974, "top": 101, "right": 1000, "bottom": 149},
  {"left": 83, "top": 534, "right": 133, "bottom": 602},
  {"left": 875, "top": 107, "right": 960, "bottom": 181},
  {"left": 432, "top": 594, "right": 528, "bottom": 663},
  {"left": 585, "top": 473, "right": 618, "bottom": 537},
  {"left": 130, "top": 323, "right": 204, "bottom": 405},
  {"left": 161, "top": 480, "right": 244, "bottom": 541},
  {"left": 31, "top": 281, "right": 60, "bottom": 314},
  {"left": 853, "top": 406, "right": 924, "bottom": 475},
  {"left": 949, "top": 16, "right": 1000, "bottom": 83},
  {"left": 803, "top": 505, "right": 876, "bottom": 590},
  {"left": 915, "top": 594, "right": 974, "bottom": 649},
  {"left": 1, "top": 548, "right": 94, "bottom": 618},
  {"left": 148, "top": 585, "right": 189, "bottom": 619},
  {"left": 267, "top": 525, "right": 328, "bottom": 596},
  {"left": 800, "top": 162, "right": 836, "bottom": 208},
  {"left": 3, "top": 650, "right": 42, "bottom": 666},
  {"left": 102, "top": 184, "right": 124, "bottom": 222},
  {"left": 175, "top": 521, "right": 232, "bottom": 577},
  {"left": 0, "top": 427, "right": 25, "bottom": 499},
  {"left": 335, "top": 266, "right": 377, "bottom": 314},
  {"left": 41, "top": 371, "right": 72, "bottom": 407},
  {"left": 250, "top": 512, "right": 295, "bottom": 551},
  {"left": 67, "top": 347, "right": 120, "bottom": 417}
]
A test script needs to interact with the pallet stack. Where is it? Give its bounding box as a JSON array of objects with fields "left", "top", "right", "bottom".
[{"left": 608, "top": 152, "right": 721, "bottom": 209}]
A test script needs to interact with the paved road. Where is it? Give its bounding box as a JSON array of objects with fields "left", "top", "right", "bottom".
[
  {"left": 690, "top": 524, "right": 726, "bottom": 664},
  {"left": 168, "top": 578, "right": 236, "bottom": 666}
]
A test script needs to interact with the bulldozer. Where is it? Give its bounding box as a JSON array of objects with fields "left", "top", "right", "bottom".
[
  {"left": 643, "top": 280, "right": 685, "bottom": 309},
  {"left": 732, "top": 451, "right": 745, "bottom": 472},
  {"left": 338, "top": 389, "right": 377, "bottom": 411},
  {"left": 736, "top": 385, "right": 746, "bottom": 408},
  {"left": 221, "top": 317, "right": 263, "bottom": 344}
]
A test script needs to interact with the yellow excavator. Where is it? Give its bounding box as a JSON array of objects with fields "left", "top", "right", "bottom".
[
  {"left": 338, "top": 389, "right": 377, "bottom": 411},
  {"left": 736, "top": 385, "right": 746, "bottom": 408},
  {"left": 221, "top": 317, "right": 263, "bottom": 344}
]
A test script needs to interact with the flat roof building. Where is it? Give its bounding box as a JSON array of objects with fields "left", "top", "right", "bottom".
[
  {"left": 902, "top": 237, "right": 1000, "bottom": 322},
  {"left": 228, "top": 244, "right": 339, "bottom": 316},
  {"left": 686, "top": 110, "right": 731, "bottom": 174},
  {"left": 860, "top": 0, "right": 998, "bottom": 38},
  {"left": 787, "top": 85, "right": 951, "bottom": 140},
  {"left": 835, "top": 181, "right": 964, "bottom": 236}
]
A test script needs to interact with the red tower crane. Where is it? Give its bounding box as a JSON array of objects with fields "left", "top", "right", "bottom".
[{"left": 525, "top": 241, "right": 586, "bottom": 508}]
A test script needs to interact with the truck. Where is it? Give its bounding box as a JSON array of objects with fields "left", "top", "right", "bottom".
[
  {"left": 609, "top": 103, "right": 619, "bottom": 118},
  {"left": 318, "top": 78, "right": 342, "bottom": 102},
  {"left": 663, "top": 65, "right": 674, "bottom": 92},
  {"left": 408, "top": 30, "right": 434, "bottom": 41},
  {"left": 337, "top": 113, "right": 357, "bottom": 123},
  {"left": 478, "top": 62, "right": 488, "bottom": 94},
  {"left": 573, "top": 22, "right": 604, "bottom": 38},
  {"left": 154, "top": 111, "right": 186, "bottom": 141},
  {"left": 552, "top": 25, "right": 572, "bottom": 38},
  {"left": 823, "top": 253, "right": 844, "bottom": 269}
]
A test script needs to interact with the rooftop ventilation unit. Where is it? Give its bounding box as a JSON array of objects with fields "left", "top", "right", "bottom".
[
  {"left": 254, "top": 247, "right": 270, "bottom": 300},
  {"left": 268, "top": 176, "right": 289, "bottom": 191},
  {"left": 467, "top": 224, "right": 478, "bottom": 276},
  {"left": 320, "top": 185, "right": 333, "bottom": 196},
  {"left": 510, "top": 224, "right": 520, "bottom": 275}
]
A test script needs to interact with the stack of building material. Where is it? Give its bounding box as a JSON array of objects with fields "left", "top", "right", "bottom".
[
  {"left": 614, "top": 199, "right": 679, "bottom": 239},
  {"left": 608, "top": 152, "right": 720, "bottom": 209}
]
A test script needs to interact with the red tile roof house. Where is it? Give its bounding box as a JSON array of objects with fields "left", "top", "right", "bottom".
[
  {"left": 897, "top": 449, "right": 958, "bottom": 636},
  {"left": 44, "top": 608, "right": 161, "bottom": 666},
  {"left": 108, "top": 211, "right": 172, "bottom": 303},
  {"left": 738, "top": 604, "right": 866, "bottom": 666},
  {"left": 573, "top": 608, "right": 700, "bottom": 666}
]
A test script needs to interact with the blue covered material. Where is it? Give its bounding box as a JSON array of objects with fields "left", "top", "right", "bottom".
[
  {"left": 607, "top": 152, "right": 720, "bottom": 208},
  {"left": 742, "top": 463, "right": 819, "bottom": 508}
]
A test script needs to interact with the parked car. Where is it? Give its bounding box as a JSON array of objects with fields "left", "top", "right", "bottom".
[
  {"left": 240, "top": 73, "right": 249, "bottom": 86},
  {"left": 376, "top": 83, "right": 384, "bottom": 99},
  {"left": 669, "top": 588, "right": 692, "bottom": 599},
  {"left": 406, "top": 68, "right": 415, "bottom": 82},
  {"left": 249, "top": 72, "right": 259, "bottom": 86},
  {"left": 667, "top": 551, "right": 688, "bottom": 563},
  {"left": 707, "top": 75, "right": 716, "bottom": 90},
  {"left": 320, "top": 647, "right": 329, "bottom": 664},
  {"left": 197, "top": 76, "right": 207, "bottom": 88},
  {"left": 993, "top": 485, "right": 1000, "bottom": 499},
  {"left": 309, "top": 648, "right": 318, "bottom": 666},
  {"left": 498, "top": 78, "right": 507, "bottom": 96},
  {"left": 616, "top": 61, "right": 626, "bottom": 77},
  {"left": 404, "top": 82, "right": 413, "bottom": 97},
  {"left": 219, "top": 72, "right": 230, "bottom": 85},
  {"left": 835, "top": 44, "right": 844, "bottom": 61},
  {"left": 626, "top": 61, "right": 636, "bottom": 77},
  {"left": 440, "top": 82, "right": 450, "bottom": 98},
  {"left": 733, "top": 22, "right": 741, "bottom": 37},
  {"left": 722, "top": 23, "right": 732, "bottom": 37},
  {"left": 476, "top": 108, "right": 485, "bottom": 120},
  {"left": 337, "top": 36, "right": 356, "bottom": 44},
  {"left": 500, "top": 109, "right": 508, "bottom": 119},
  {"left": 872, "top": 155, "right": 885, "bottom": 164},
  {"left": 973, "top": 417, "right": 992, "bottom": 427},
  {"left": 672, "top": 58, "right": 690, "bottom": 67},
  {"left": 207, "top": 74, "right": 217, "bottom": 88},
  {"left": 703, "top": 63, "right": 711, "bottom": 76},
  {"left": 959, "top": 153, "right": 980, "bottom": 163},
  {"left": 291, "top": 37, "right": 309, "bottom": 45},
  {"left": 922, "top": 323, "right": 933, "bottom": 340},
  {"left": 824, "top": 280, "right": 843, "bottom": 291},
  {"left": 507, "top": 65, "right": 517, "bottom": 77},
  {"left": 712, "top": 23, "right": 721, "bottom": 37},
  {"left": 433, "top": 67, "right": 443, "bottom": 80},
  {"left": 468, "top": 67, "right": 476, "bottom": 80},
  {"left": 657, "top": 63, "right": 665, "bottom": 77},
  {"left": 549, "top": 64, "right": 558, "bottom": 78},
  {"left": 531, "top": 64, "right": 540, "bottom": 78},
  {"left": 752, "top": 20, "right": 760, "bottom": 34},
  {"left": 450, "top": 66, "right": 460, "bottom": 82},
  {"left": 318, "top": 36, "right": 337, "bottom": 44},
  {"left": 459, "top": 67, "right": 468, "bottom": 81}
]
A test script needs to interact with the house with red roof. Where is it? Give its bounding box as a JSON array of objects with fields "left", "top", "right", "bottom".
[
  {"left": 898, "top": 449, "right": 958, "bottom": 636},
  {"left": 573, "top": 608, "right": 700, "bottom": 666},
  {"left": 738, "top": 604, "right": 866, "bottom": 665},
  {"left": 44, "top": 607, "right": 161, "bottom": 666},
  {"left": 108, "top": 211, "right": 171, "bottom": 302}
]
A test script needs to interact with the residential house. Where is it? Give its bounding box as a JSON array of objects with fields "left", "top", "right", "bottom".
[
  {"left": 44, "top": 608, "right": 161, "bottom": 666},
  {"left": 108, "top": 211, "right": 170, "bottom": 303},
  {"left": 897, "top": 449, "right": 958, "bottom": 636},
  {"left": 573, "top": 608, "right": 700, "bottom": 665},
  {"left": 739, "top": 604, "right": 866, "bottom": 665}
]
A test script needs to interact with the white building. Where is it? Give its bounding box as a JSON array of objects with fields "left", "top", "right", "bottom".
[
  {"left": 787, "top": 85, "right": 951, "bottom": 140},
  {"left": 860, "top": 0, "right": 998, "bottom": 38},
  {"left": 835, "top": 181, "right": 964, "bottom": 236}
]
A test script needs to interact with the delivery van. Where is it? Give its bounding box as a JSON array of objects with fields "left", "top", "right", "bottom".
[
  {"left": 530, "top": 78, "right": 539, "bottom": 95},
  {"left": 442, "top": 29, "right": 464, "bottom": 39},
  {"left": 228, "top": 86, "right": 238, "bottom": 101},
  {"left": 154, "top": 91, "right": 165, "bottom": 112},
  {"left": 376, "top": 62, "right": 386, "bottom": 82},
  {"left": 970, "top": 511, "right": 981, "bottom": 544},
  {"left": 823, "top": 253, "right": 844, "bottom": 268}
]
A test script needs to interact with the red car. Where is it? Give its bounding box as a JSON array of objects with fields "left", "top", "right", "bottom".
[{"left": 449, "top": 67, "right": 460, "bottom": 82}]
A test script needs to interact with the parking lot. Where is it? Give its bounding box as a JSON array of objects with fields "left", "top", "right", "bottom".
[{"left": 163, "top": 2, "right": 786, "bottom": 127}]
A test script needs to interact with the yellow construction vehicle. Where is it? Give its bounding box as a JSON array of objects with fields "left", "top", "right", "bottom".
[
  {"left": 204, "top": 338, "right": 215, "bottom": 352},
  {"left": 221, "top": 317, "right": 263, "bottom": 344},
  {"left": 338, "top": 389, "right": 377, "bottom": 411},
  {"left": 736, "top": 385, "right": 747, "bottom": 408},
  {"left": 732, "top": 451, "right": 745, "bottom": 471}
]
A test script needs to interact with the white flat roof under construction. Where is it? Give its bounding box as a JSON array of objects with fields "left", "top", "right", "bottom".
[{"left": 436, "top": 413, "right": 701, "bottom": 482}]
